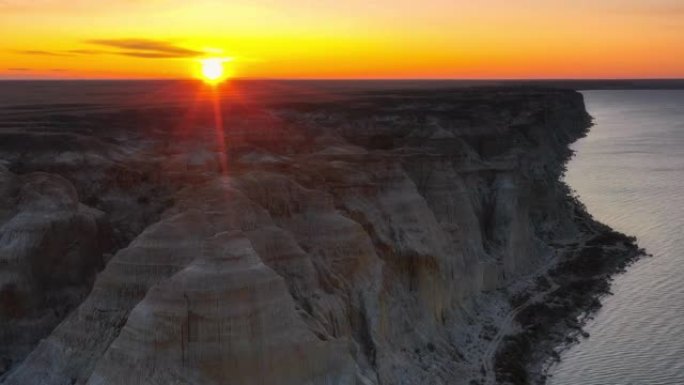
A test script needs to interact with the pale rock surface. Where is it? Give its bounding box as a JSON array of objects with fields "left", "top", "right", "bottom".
[
  {"left": 0, "top": 166, "right": 109, "bottom": 374},
  {"left": 0, "top": 87, "right": 592, "bottom": 384}
]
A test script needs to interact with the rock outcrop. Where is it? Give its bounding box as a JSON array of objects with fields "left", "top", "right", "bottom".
[
  {"left": 0, "top": 167, "right": 109, "bottom": 374},
  {"left": 0, "top": 85, "right": 594, "bottom": 384}
]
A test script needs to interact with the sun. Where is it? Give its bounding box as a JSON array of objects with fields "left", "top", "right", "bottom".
[{"left": 199, "top": 58, "right": 231, "bottom": 84}]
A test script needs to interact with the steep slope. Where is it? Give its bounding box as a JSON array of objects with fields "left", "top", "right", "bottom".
[
  {"left": 0, "top": 167, "right": 110, "bottom": 374},
  {"left": 0, "top": 85, "right": 630, "bottom": 384}
]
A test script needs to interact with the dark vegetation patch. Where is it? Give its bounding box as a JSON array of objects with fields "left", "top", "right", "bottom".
[{"left": 494, "top": 226, "right": 645, "bottom": 385}]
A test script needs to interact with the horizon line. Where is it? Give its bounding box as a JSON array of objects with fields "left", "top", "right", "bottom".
[{"left": 1, "top": 77, "right": 684, "bottom": 82}]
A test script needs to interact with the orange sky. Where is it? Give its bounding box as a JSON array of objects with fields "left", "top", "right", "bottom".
[{"left": 1, "top": 0, "right": 683, "bottom": 79}]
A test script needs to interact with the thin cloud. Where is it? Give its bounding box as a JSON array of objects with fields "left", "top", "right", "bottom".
[
  {"left": 117, "top": 51, "right": 192, "bottom": 58},
  {"left": 7, "top": 67, "right": 30, "bottom": 71},
  {"left": 13, "top": 49, "right": 73, "bottom": 57},
  {"left": 11, "top": 39, "right": 203, "bottom": 60},
  {"left": 66, "top": 49, "right": 108, "bottom": 55},
  {"left": 86, "top": 38, "right": 203, "bottom": 58}
]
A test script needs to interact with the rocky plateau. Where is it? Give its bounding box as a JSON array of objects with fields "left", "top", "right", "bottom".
[{"left": 0, "top": 82, "right": 641, "bottom": 384}]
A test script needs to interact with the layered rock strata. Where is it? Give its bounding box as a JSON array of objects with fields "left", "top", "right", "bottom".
[{"left": 0, "top": 85, "right": 605, "bottom": 384}]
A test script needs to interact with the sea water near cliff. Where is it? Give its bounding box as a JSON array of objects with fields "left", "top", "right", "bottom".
[{"left": 548, "top": 90, "right": 684, "bottom": 384}]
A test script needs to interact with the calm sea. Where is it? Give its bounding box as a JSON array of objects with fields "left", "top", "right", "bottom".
[{"left": 549, "top": 90, "right": 684, "bottom": 384}]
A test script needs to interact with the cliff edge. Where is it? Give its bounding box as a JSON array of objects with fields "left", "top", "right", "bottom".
[{"left": 0, "top": 84, "right": 639, "bottom": 384}]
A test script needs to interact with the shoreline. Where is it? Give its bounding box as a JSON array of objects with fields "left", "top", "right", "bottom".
[
  {"left": 0, "top": 84, "right": 614, "bottom": 384},
  {"left": 493, "top": 207, "right": 646, "bottom": 384}
]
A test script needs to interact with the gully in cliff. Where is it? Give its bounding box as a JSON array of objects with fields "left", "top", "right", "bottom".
[{"left": 0, "top": 83, "right": 645, "bottom": 385}]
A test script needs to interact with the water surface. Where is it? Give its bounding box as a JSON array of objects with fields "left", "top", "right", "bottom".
[{"left": 549, "top": 90, "right": 684, "bottom": 384}]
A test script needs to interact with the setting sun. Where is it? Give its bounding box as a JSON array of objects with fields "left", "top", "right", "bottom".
[{"left": 200, "top": 58, "right": 230, "bottom": 84}]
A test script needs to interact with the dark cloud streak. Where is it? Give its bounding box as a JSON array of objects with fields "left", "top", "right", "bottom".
[
  {"left": 13, "top": 49, "right": 73, "bottom": 57},
  {"left": 11, "top": 38, "right": 202, "bottom": 60},
  {"left": 66, "top": 49, "right": 108, "bottom": 55},
  {"left": 86, "top": 38, "right": 203, "bottom": 58}
]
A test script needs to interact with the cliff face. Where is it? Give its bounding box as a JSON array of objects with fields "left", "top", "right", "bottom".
[
  {"left": 0, "top": 85, "right": 591, "bottom": 384},
  {"left": 0, "top": 168, "right": 110, "bottom": 374}
]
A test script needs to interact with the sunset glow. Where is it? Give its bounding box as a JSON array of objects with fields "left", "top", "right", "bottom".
[
  {"left": 201, "top": 60, "right": 224, "bottom": 82},
  {"left": 199, "top": 58, "right": 230, "bottom": 84},
  {"left": 1, "top": 0, "right": 683, "bottom": 79}
]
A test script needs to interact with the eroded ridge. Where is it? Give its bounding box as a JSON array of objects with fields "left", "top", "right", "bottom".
[{"left": 1, "top": 85, "right": 635, "bottom": 385}]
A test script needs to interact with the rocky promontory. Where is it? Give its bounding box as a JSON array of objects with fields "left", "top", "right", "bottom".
[{"left": 0, "top": 82, "right": 641, "bottom": 384}]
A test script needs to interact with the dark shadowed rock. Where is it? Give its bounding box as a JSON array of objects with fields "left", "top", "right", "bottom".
[
  {"left": 0, "top": 167, "right": 110, "bottom": 375},
  {"left": 0, "top": 84, "right": 611, "bottom": 384}
]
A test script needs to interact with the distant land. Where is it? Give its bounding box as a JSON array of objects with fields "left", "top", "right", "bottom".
[
  {"left": 276, "top": 78, "right": 684, "bottom": 90},
  {"left": 1, "top": 78, "right": 684, "bottom": 91}
]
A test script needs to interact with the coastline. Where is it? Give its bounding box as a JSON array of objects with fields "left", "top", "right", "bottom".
[
  {"left": 1, "top": 83, "right": 633, "bottom": 384},
  {"left": 492, "top": 176, "right": 646, "bottom": 384}
]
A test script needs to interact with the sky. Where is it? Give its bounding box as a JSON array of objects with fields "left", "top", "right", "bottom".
[{"left": 1, "top": 0, "right": 683, "bottom": 79}]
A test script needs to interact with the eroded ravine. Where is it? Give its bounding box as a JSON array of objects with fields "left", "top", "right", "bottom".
[{"left": 0, "top": 84, "right": 639, "bottom": 384}]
